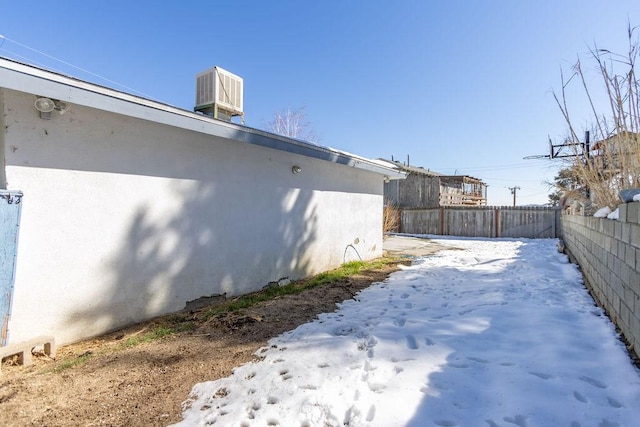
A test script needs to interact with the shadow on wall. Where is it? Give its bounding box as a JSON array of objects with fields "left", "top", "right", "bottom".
[
  {"left": 64, "top": 172, "right": 318, "bottom": 335},
  {"left": 4, "top": 95, "right": 380, "bottom": 341}
]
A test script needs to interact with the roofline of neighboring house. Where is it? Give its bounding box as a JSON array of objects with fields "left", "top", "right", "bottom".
[
  {"left": 438, "top": 175, "right": 486, "bottom": 184},
  {"left": 0, "top": 57, "right": 405, "bottom": 179},
  {"left": 377, "top": 159, "right": 485, "bottom": 183},
  {"left": 377, "top": 159, "right": 442, "bottom": 177}
]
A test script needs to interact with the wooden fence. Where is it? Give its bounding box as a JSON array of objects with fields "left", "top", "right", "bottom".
[{"left": 400, "top": 206, "right": 560, "bottom": 238}]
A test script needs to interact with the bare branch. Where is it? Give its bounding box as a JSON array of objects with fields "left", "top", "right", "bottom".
[{"left": 264, "top": 106, "right": 319, "bottom": 143}]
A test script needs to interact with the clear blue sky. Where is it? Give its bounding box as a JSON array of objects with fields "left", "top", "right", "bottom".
[{"left": 1, "top": 1, "right": 638, "bottom": 205}]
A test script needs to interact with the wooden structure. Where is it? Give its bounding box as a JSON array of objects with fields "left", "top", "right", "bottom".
[
  {"left": 401, "top": 206, "right": 559, "bottom": 238},
  {"left": 382, "top": 160, "right": 487, "bottom": 208},
  {"left": 590, "top": 131, "right": 639, "bottom": 175}
]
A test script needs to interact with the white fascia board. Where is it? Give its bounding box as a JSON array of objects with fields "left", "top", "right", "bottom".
[{"left": 0, "top": 58, "right": 404, "bottom": 179}]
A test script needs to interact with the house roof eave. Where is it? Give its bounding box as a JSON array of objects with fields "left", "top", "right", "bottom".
[{"left": 0, "top": 57, "right": 402, "bottom": 178}]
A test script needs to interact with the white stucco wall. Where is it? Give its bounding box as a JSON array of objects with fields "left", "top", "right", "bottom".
[{"left": 2, "top": 88, "right": 384, "bottom": 345}]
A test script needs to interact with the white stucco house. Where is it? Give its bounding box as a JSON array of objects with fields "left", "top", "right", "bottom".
[{"left": 0, "top": 57, "right": 404, "bottom": 346}]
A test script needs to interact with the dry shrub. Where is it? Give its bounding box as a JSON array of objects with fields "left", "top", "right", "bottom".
[{"left": 383, "top": 203, "right": 400, "bottom": 234}]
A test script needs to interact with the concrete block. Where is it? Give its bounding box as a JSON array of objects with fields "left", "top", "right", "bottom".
[
  {"left": 617, "top": 240, "right": 626, "bottom": 259},
  {"left": 632, "top": 224, "right": 640, "bottom": 249},
  {"left": 624, "top": 284, "right": 636, "bottom": 308},
  {"left": 621, "top": 264, "right": 632, "bottom": 287},
  {"left": 603, "top": 251, "right": 611, "bottom": 268},
  {"left": 622, "top": 223, "right": 632, "bottom": 244},
  {"left": 627, "top": 202, "right": 640, "bottom": 224},
  {"left": 611, "top": 274, "right": 624, "bottom": 299},
  {"left": 612, "top": 283, "right": 621, "bottom": 306},
  {"left": 0, "top": 336, "right": 55, "bottom": 371},
  {"left": 620, "top": 302, "right": 630, "bottom": 329},
  {"left": 631, "top": 315, "right": 640, "bottom": 354},
  {"left": 615, "top": 221, "right": 623, "bottom": 241},
  {"left": 604, "top": 220, "right": 614, "bottom": 236},
  {"left": 625, "top": 244, "right": 636, "bottom": 269},
  {"left": 619, "top": 203, "right": 629, "bottom": 222},
  {"left": 631, "top": 269, "right": 640, "bottom": 295}
]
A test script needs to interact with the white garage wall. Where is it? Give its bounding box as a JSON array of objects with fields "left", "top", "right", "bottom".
[{"left": 2, "top": 89, "right": 384, "bottom": 345}]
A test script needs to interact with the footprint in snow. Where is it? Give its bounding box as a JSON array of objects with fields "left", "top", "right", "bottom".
[
  {"left": 449, "top": 362, "right": 469, "bottom": 369},
  {"left": 424, "top": 337, "right": 435, "bottom": 346},
  {"left": 366, "top": 405, "right": 376, "bottom": 422},
  {"left": 467, "top": 356, "right": 489, "bottom": 364},
  {"left": 279, "top": 369, "right": 292, "bottom": 380},
  {"left": 394, "top": 317, "right": 407, "bottom": 327},
  {"left": 528, "top": 371, "right": 554, "bottom": 380},
  {"left": 607, "top": 397, "right": 623, "bottom": 408},
  {"left": 367, "top": 382, "right": 386, "bottom": 393},
  {"left": 503, "top": 414, "right": 528, "bottom": 427},
  {"left": 432, "top": 314, "right": 450, "bottom": 320},
  {"left": 299, "top": 384, "right": 318, "bottom": 390},
  {"left": 405, "top": 335, "right": 419, "bottom": 350},
  {"left": 579, "top": 376, "right": 608, "bottom": 389},
  {"left": 573, "top": 391, "right": 588, "bottom": 403}
]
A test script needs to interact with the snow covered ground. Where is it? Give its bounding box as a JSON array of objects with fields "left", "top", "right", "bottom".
[{"left": 173, "top": 237, "right": 640, "bottom": 427}]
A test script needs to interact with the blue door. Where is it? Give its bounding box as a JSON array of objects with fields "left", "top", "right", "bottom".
[{"left": 0, "top": 191, "right": 22, "bottom": 346}]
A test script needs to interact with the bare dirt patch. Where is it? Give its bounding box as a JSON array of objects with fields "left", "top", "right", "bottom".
[{"left": 0, "top": 260, "right": 408, "bottom": 427}]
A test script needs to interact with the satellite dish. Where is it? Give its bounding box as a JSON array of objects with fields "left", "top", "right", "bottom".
[{"left": 34, "top": 97, "right": 56, "bottom": 113}]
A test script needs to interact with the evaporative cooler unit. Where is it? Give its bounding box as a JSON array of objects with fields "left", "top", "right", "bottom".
[{"left": 194, "top": 66, "right": 244, "bottom": 123}]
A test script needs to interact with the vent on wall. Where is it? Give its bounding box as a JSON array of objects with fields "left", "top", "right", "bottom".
[{"left": 195, "top": 66, "right": 244, "bottom": 123}]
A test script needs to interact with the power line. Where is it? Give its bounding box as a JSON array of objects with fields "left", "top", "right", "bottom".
[
  {"left": 0, "top": 34, "right": 160, "bottom": 101},
  {"left": 437, "top": 161, "right": 554, "bottom": 174}
]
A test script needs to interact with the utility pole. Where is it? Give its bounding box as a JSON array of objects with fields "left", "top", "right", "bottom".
[{"left": 508, "top": 186, "right": 521, "bottom": 207}]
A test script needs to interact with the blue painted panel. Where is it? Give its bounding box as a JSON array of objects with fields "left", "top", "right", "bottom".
[{"left": 0, "top": 191, "right": 22, "bottom": 346}]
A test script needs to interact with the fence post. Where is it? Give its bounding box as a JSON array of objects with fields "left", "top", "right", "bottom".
[{"left": 494, "top": 208, "right": 500, "bottom": 238}]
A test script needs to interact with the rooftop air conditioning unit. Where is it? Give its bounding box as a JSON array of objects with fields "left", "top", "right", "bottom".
[{"left": 194, "top": 66, "right": 244, "bottom": 122}]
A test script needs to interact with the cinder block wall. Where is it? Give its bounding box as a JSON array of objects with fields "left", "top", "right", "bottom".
[{"left": 561, "top": 202, "right": 640, "bottom": 356}]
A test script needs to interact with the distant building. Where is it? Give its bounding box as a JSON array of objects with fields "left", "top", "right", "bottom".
[
  {"left": 380, "top": 160, "right": 487, "bottom": 208},
  {"left": 590, "top": 131, "right": 639, "bottom": 176}
]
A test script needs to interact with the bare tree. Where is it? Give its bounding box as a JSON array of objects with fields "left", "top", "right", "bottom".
[
  {"left": 552, "top": 23, "right": 640, "bottom": 209},
  {"left": 264, "top": 106, "right": 319, "bottom": 143}
]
